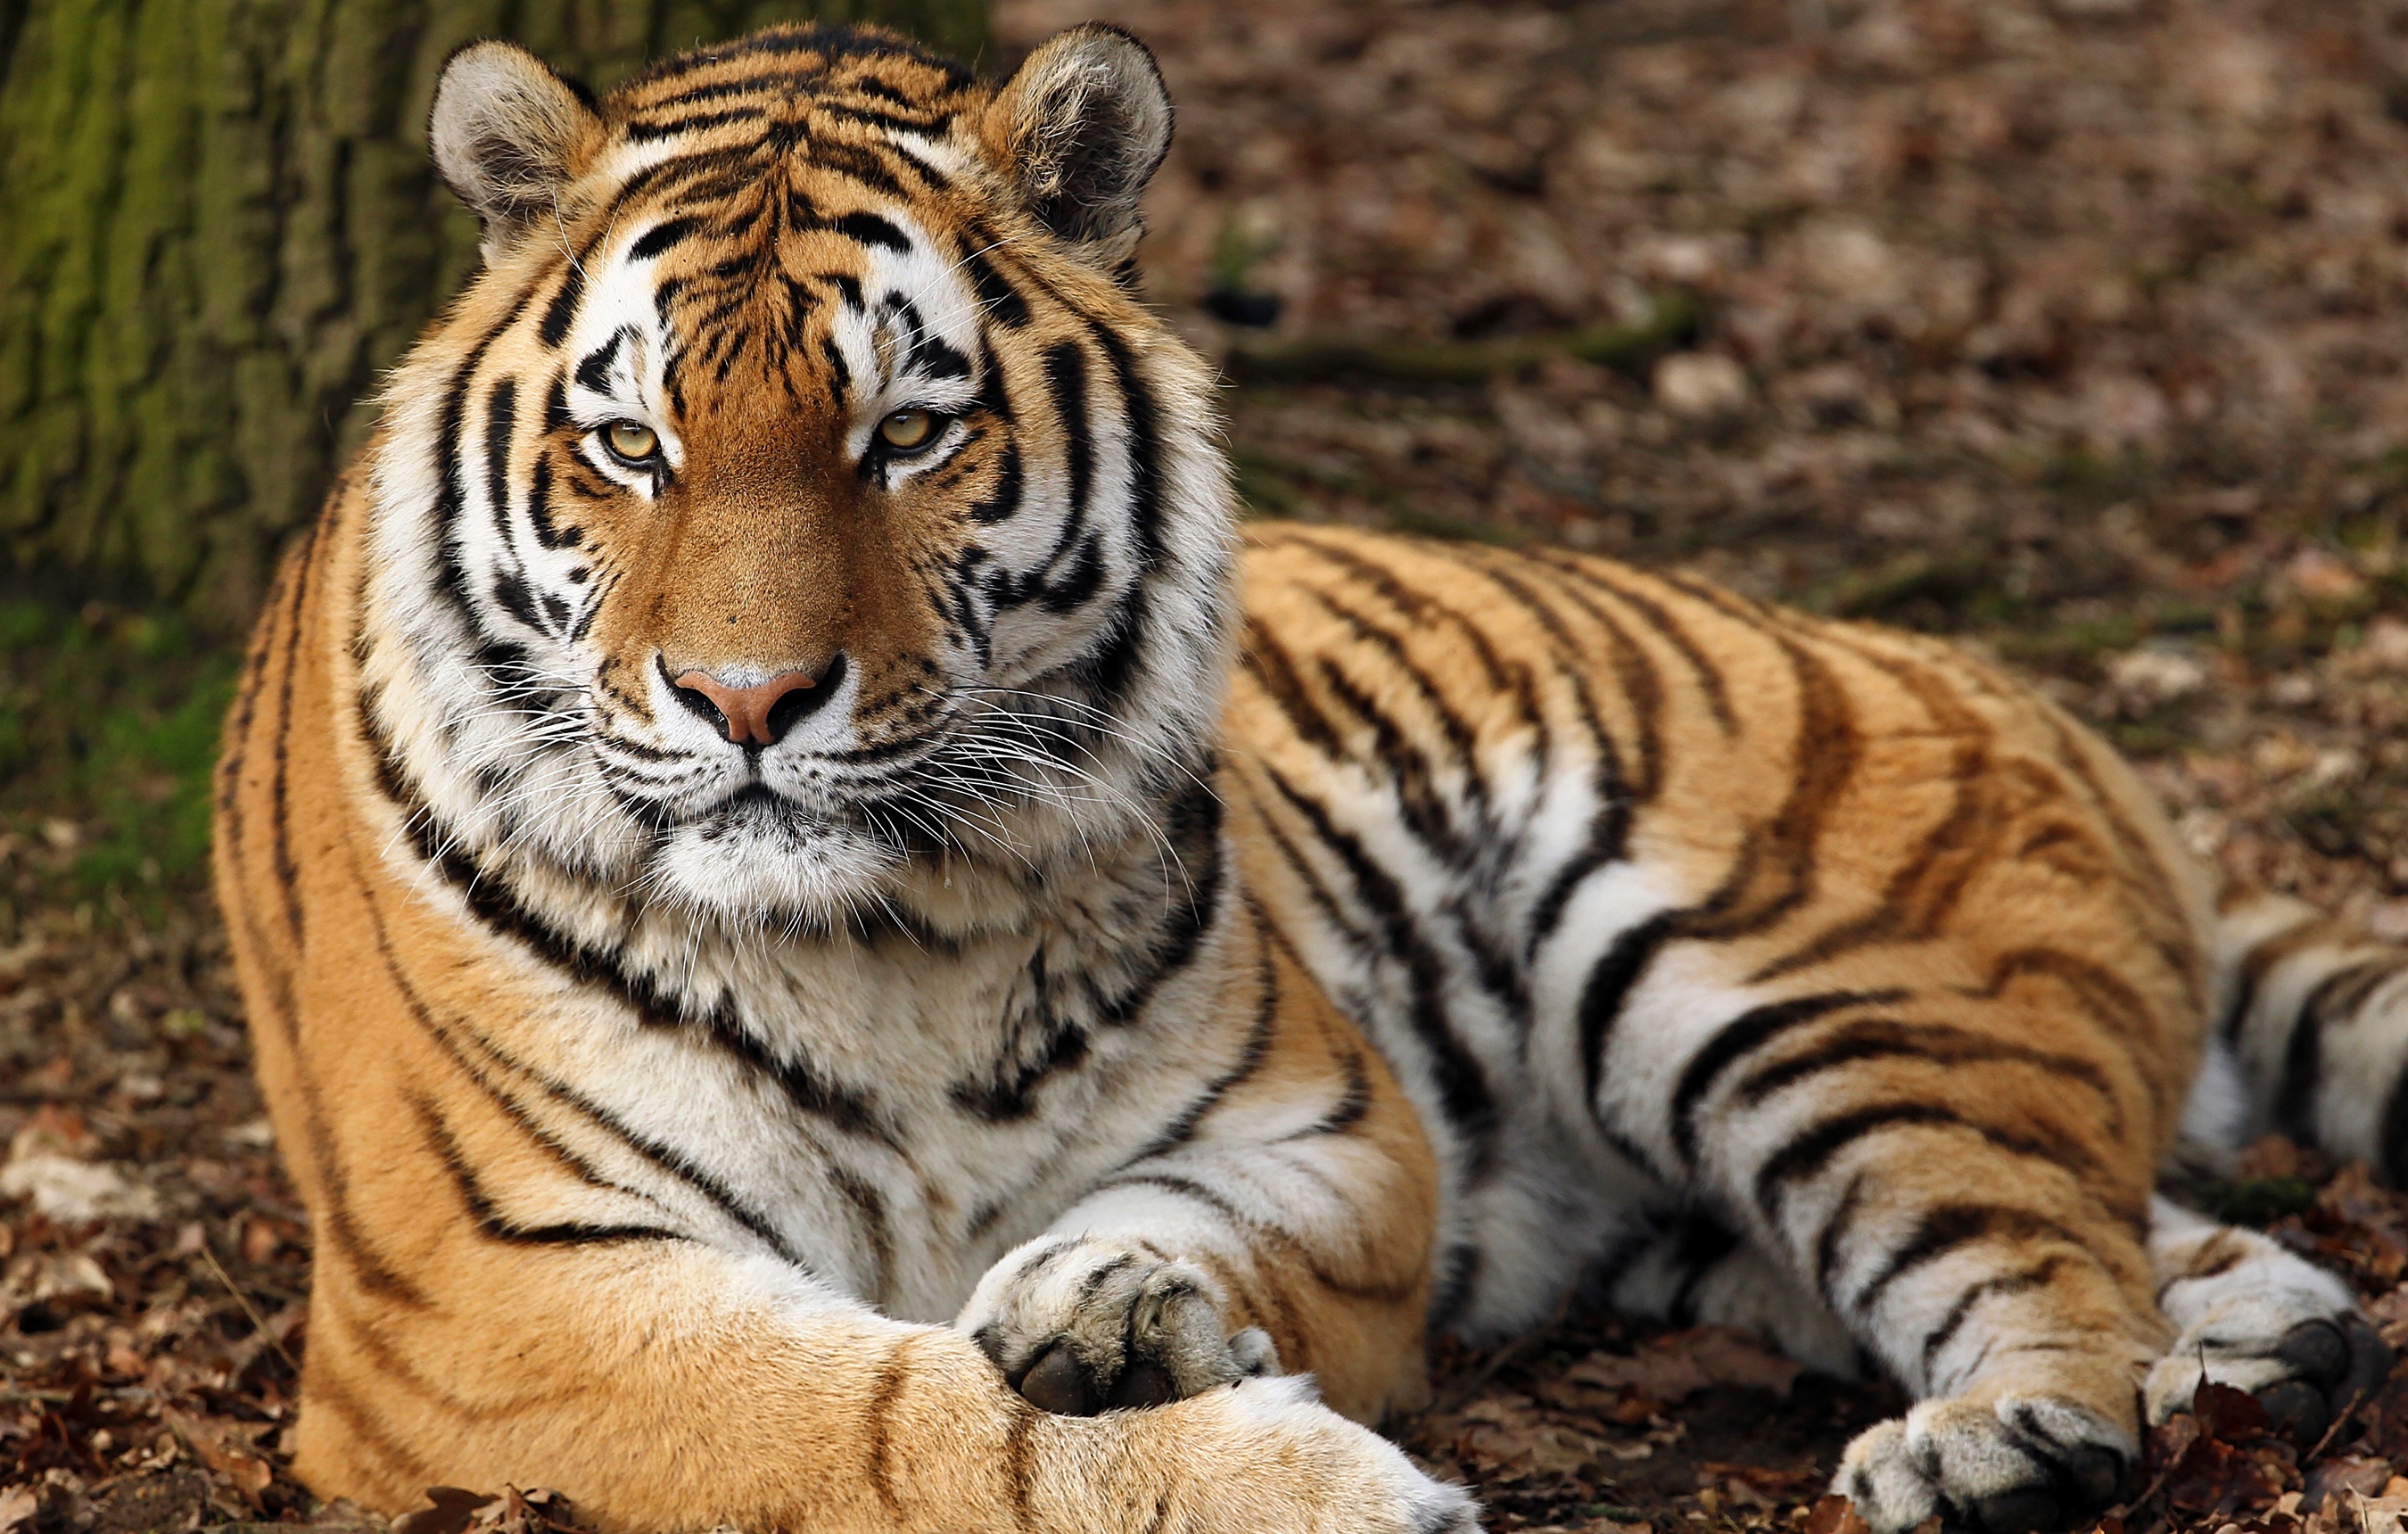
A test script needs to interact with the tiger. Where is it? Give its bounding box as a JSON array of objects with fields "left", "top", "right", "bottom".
[{"left": 210, "top": 17, "right": 2406, "bottom": 1534}]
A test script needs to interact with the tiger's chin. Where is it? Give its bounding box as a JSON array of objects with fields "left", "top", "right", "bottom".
[{"left": 646, "top": 796, "right": 903, "bottom": 929}]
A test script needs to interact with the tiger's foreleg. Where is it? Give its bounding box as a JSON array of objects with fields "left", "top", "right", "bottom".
[
  {"left": 957, "top": 926, "right": 1444, "bottom": 1428},
  {"left": 295, "top": 1229, "right": 1472, "bottom": 1534},
  {"left": 1639, "top": 981, "right": 2173, "bottom": 1534}
]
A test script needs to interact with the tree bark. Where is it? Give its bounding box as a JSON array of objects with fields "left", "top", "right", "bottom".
[{"left": 0, "top": 0, "right": 988, "bottom": 630}]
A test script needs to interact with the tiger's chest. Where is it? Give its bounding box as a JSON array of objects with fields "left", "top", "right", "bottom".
[{"left": 499, "top": 897, "right": 1252, "bottom": 1323}]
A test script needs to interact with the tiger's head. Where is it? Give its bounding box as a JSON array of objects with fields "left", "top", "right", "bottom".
[{"left": 362, "top": 23, "right": 1233, "bottom": 932}]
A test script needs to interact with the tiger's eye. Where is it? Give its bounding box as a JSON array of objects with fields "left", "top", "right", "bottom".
[
  {"left": 878, "top": 409, "right": 936, "bottom": 450},
  {"left": 606, "top": 421, "right": 659, "bottom": 461}
]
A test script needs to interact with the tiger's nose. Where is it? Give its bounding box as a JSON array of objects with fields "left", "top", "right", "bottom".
[{"left": 667, "top": 657, "right": 845, "bottom": 746}]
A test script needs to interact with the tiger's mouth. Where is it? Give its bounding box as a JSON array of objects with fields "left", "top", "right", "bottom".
[{"left": 645, "top": 742, "right": 953, "bottom": 845}]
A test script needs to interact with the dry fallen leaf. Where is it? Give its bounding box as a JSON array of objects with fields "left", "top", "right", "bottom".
[
  {"left": 166, "top": 1408, "right": 276, "bottom": 1505},
  {"left": 0, "top": 1152, "right": 161, "bottom": 1222},
  {"left": 1554, "top": 1326, "right": 1803, "bottom": 1411},
  {"left": 1804, "top": 1493, "right": 1874, "bottom": 1534}
]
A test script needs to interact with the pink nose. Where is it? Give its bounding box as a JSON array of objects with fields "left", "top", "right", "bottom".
[{"left": 671, "top": 667, "right": 824, "bottom": 746}]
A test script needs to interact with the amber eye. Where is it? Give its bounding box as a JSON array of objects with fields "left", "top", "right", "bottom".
[
  {"left": 877, "top": 409, "right": 938, "bottom": 452},
  {"left": 604, "top": 421, "right": 659, "bottom": 462}
]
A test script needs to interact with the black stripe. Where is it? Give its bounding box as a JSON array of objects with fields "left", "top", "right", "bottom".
[
  {"left": 2278, "top": 959, "right": 2405, "bottom": 1137},
  {"left": 1122, "top": 938, "right": 1282, "bottom": 1169},
  {"left": 1266, "top": 768, "right": 1500, "bottom": 1175},
  {"left": 1091, "top": 325, "right": 1166, "bottom": 573},
  {"left": 1754, "top": 1104, "right": 2094, "bottom": 1225},
  {"left": 950, "top": 1012, "right": 1091, "bottom": 1122},
  {"left": 1304, "top": 1047, "right": 1375, "bottom": 1137},
  {"left": 1537, "top": 551, "right": 1736, "bottom": 732},
  {"left": 1918, "top": 1256, "right": 2070, "bottom": 1377},
  {"left": 1814, "top": 1169, "right": 1871, "bottom": 1297},
  {"left": 1252, "top": 791, "right": 1373, "bottom": 947},
  {"left": 1097, "top": 778, "right": 1226, "bottom": 1027},
  {"left": 1296, "top": 587, "right": 1488, "bottom": 830},
  {"left": 573, "top": 330, "right": 628, "bottom": 395},
  {"left": 1043, "top": 342, "right": 1092, "bottom": 520},
  {"left": 1854, "top": 1203, "right": 2084, "bottom": 1315},
  {"left": 483, "top": 377, "right": 517, "bottom": 529},
  {"left": 962, "top": 241, "right": 1032, "bottom": 327},
  {"left": 1579, "top": 911, "right": 1680, "bottom": 1109},
  {"left": 525, "top": 455, "right": 578, "bottom": 549},
  {"left": 539, "top": 260, "right": 588, "bottom": 348},
  {"left": 629, "top": 216, "right": 704, "bottom": 260},
  {"left": 1667, "top": 1216, "right": 1741, "bottom": 1325},
  {"left": 433, "top": 267, "right": 548, "bottom": 684},
  {"left": 399, "top": 982, "right": 638, "bottom": 1200},
  {"left": 623, "top": 106, "right": 769, "bottom": 142},
  {"left": 829, "top": 1161, "right": 893, "bottom": 1305},
  {"left": 819, "top": 101, "right": 956, "bottom": 137},
  {"left": 415, "top": 1094, "right": 677, "bottom": 1248},
  {"left": 1581, "top": 637, "right": 1859, "bottom": 1108},
  {"left": 1241, "top": 621, "right": 1346, "bottom": 758},
  {"left": 2381, "top": 1061, "right": 2408, "bottom": 1185},
  {"left": 834, "top": 210, "right": 911, "bottom": 251},
  {"left": 1736, "top": 1018, "right": 2122, "bottom": 1130},
  {"left": 1498, "top": 553, "right": 1665, "bottom": 799},
  {"left": 969, "top": 441, "right": 1024, "bottom": 524},
  {"left": 266, "top": 523, "right": 318, "bottom": 947},
  {"left": 1669, "top": 990, "right": 1904, "bottom": 1166},
  {"left": 1287, "top": 533, "right": 1508, "bottom": 690}
]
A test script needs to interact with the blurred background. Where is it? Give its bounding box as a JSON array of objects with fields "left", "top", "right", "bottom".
[{"left": 11, "top": 0, "right": 2408, "bottom": 1524}]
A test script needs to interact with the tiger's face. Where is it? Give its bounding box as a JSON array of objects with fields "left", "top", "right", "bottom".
[{"left": 362, "top": 26, "right": 1233, "bottom": 929}]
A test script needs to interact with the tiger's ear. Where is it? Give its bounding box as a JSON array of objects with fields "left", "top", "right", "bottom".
[
  {"left": 430, "top": 40, "right": 602, "bottom": 262},
  {"left": 985, "top": 24, "right": 1173, "bottom": 275}
]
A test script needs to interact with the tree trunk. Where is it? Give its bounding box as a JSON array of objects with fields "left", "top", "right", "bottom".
[{"left": 0, "top": 0, "right": 988, "bottom": 631}]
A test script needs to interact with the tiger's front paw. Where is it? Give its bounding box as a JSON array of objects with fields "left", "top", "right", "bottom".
[
  {"left": 958, "top": 1235, "right": 1281, "bottom": 1416},
  {"left": 1838, "top": 1395, "right": 2132, "bottom": 1534}
]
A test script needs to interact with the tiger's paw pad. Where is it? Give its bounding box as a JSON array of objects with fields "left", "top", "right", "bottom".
[
  {"left": 1839, "top": 1397, "right": 2131, "bottom": 1534},
  {"left": 2145, "top": 1307, "right": 2392, "bottom": 1445},
  {"left": 959, "top": 1237, "right": 1280, "bottom": 1416}
]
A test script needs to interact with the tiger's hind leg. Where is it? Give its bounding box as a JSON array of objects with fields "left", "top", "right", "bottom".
[{"left": 2142, "top": 1194, "right": 2389, "bottom": 1442}]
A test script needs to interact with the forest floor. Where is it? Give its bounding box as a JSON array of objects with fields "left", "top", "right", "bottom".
[{"left": 17, "top": 0, "right": 2408, "bottom": 1528}]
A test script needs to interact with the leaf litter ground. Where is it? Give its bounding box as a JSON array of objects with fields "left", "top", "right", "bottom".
[{"left": 23, "top": 0, "right": 2408, "bottom": 1527}]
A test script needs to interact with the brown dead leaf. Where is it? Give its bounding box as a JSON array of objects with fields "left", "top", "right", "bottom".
[
  {"left": 1554, "top": 1326, "right": 1802, "bottom": 1415},
  {"left": 2369, "top": 1290, "right": 2408, "bottom": 1350},
  {"left": 0, "top": 1486, "right": 36, "bottom": 1534},
  {"left": 2307, "top": 1457, "right": 2396, "bottom": 1513},
  {"left": 2354, "top": 1494, "right": 2408, "bottom": 1534},
  {"left": 165, "top": 1409, "right": 274, "bottom": 1505},
  {"left": 2196, "top": 1381, "right": 2274, "bottom": 1443},
  {"left": 393, "top": 1487, "right": 498, "bottom": 1534},
  {"left": 387, "top": 1485, "right": 587, "bottom": 1534},
  {"left": 1707, "top": 1463, "right": 1822, "bottom": 1496},
  {"left": 1804, "top": 1494, "right": 1874, "bottom": 1534},
  {"left": 1455, "top": 1395, "right": 1616, "bottom": 1480}
]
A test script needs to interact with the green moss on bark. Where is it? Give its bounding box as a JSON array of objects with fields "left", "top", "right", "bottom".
[{"left": 0, "top": 0, "right": 989, "bottom": 630}]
